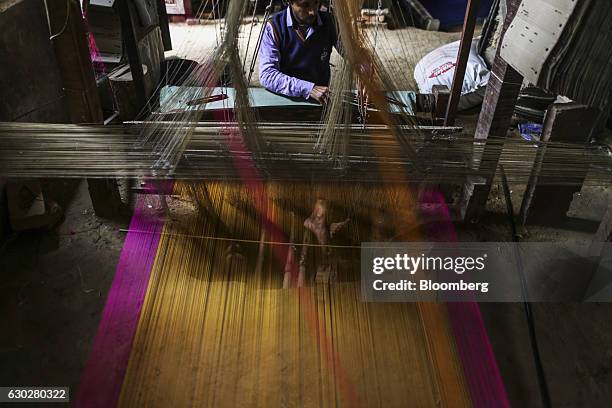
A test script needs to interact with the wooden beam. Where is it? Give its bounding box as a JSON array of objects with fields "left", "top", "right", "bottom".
[
  {"left": 444, "top": 0, "right": 481, "bottom": 126},
  {"left": 157, "top": 0, "right": 172, "bottom": 51},
  {"left": 88, "top": 178, "right": 125, "bottom": 217},
  {"left": 0, "top": 177, "right": 8, "bottom": 240},
  {"left": 519, "top": 103, "right": 598, "bottom": 225},
  {"left": 595, "top": 202, "right": 612, "bottom": 242},
  {"left": 46, "top": 0, "right": 126, "bottom": 217},
  {"left": 116, "top": 0, "right": 148, "bottom": 112},
  {"left": 433, "top": 85, "right": 450, "bottom": 119},
  {"left": 461, "top": 0, "right": 524, "bottom": 222},
  {"left": 47, "top": 0, "right": 103, "bottom": 123}
]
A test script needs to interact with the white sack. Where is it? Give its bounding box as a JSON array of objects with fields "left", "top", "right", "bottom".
[{"left": 414, "top": 40, "right": 490, "bottom": 110}]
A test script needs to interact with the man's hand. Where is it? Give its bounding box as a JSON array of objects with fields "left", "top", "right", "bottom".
[{"left": 309, "top": 85, "right": 330, "bottom": 105}]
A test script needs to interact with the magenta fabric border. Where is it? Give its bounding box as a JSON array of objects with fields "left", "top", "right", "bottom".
[
  {"left": 75, "top": 193, "right": 169, "bottom": 408},
  {"left": 420, "top": 190, "right": 510, "bottom": 408},
  {"left": 75, "top": 185, "right": 508, "bottom": 407},
  {"left": 447, "top": 302, "right": 511, "bottom": 408}
]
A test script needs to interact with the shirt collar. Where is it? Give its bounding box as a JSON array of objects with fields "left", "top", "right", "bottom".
[{"left": 286, "top": 6, "right": 322, "bottom": 28}]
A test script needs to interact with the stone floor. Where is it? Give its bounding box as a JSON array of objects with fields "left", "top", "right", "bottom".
[{"left": 0, "top": 180, "right": 128, "bottom": 395}]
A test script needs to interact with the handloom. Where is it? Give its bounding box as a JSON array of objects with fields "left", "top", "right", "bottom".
[
  {"left": 0, "top": 121, "right": 610, "bottom": 186},
  {"left": 77, "top": 180, "right": 506, "bottom": 407},
  {"left": 115, "top": 181, "right": 471, "bottom": 407},
  {"left": 2, "top": 0, "right": 608, "bottom": 185},
  {"left": 1, "top": 0, "right": 610, "bottom": 184},
  {"left": 4, "top": 1, "right": 609, "bottom": 407}
]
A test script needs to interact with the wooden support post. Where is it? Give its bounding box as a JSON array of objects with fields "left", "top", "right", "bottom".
[
  {"left": 478, "top": 0, "right": 501, "bottom": 57},
  {"left": 461, "top": 0, "right": 524, "bottom": 222},
  {"left": 444, "top": 0, "right": 481, "bottom": 126},
  {"left": 47, "top": 0, "right": 103, "bottom": 123},
  {"left": 109, "top": 63, "right": 151, "bottom": 121},
  {"left": 157, "top": 0, "right": 172, "bottom": 51},
  {"left": 183, "top": 0, "right": 193, "bottom": 17},
  {"left": 88, "top": 179, "right": 124, "bottom": 218},
  {"left": 595, "top": 203, "right": 612, "bottom": 242},
  {"left": 116, "top": 0, "right": 148, "bottom": 112},
  {"left": 0, "top": 178, "right": 8, "bottom": 240},
  {"left": 433, "top": 85, "right": 450, "bottom": 119},
  {"left": 46, "top": 0, "right": 125, "bottom": 217},
  {"left": 520, "top": 103, "right": 598, "bottom": 225}
]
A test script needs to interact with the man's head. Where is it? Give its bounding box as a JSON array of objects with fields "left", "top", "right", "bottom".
[{"left": 288, "top": 0, "right": 321, "bottom": 25}]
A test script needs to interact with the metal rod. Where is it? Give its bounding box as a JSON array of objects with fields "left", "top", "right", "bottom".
[{"left": 248, "top": 0, "right": 275, "bottom": 85}]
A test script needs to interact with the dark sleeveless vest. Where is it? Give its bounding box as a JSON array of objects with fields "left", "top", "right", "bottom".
[{"left": 269, "top": 8, "right": 337, "bottom": 86}]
